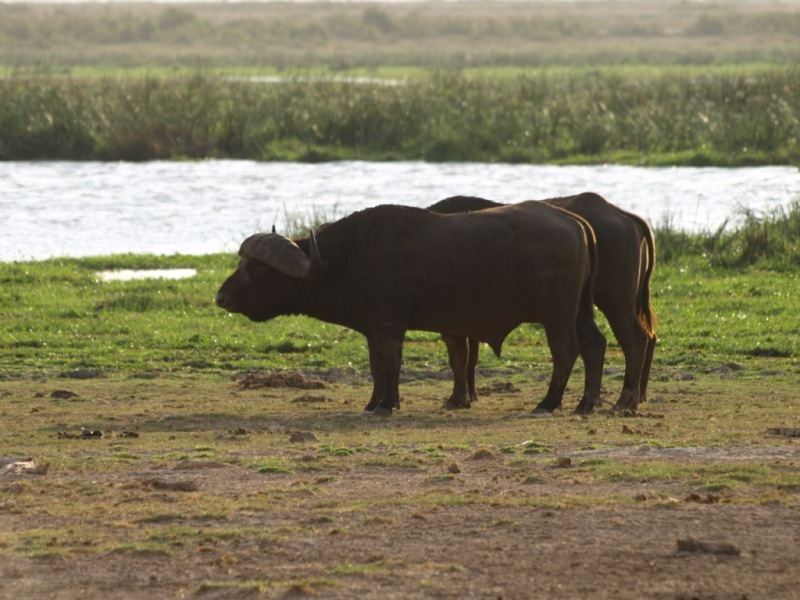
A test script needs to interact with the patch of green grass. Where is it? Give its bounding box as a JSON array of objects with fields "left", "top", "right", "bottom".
[
  {"left": 330, "top": 560, "right": 389, "bottom": 576},
  {"left": 257, "top": 465, "right": 293, "bottom": 475},
  {"left": 4, "top": 226, "right": 799, "bottom": 388}
]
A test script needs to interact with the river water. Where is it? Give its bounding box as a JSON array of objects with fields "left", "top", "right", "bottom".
[{"left": 2, "top": 160, "right": 799, "bottom": 262}]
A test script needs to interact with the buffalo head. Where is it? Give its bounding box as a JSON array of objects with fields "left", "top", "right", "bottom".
[{"left": 215, "top": 230, "right": 321, "bottom": 322}]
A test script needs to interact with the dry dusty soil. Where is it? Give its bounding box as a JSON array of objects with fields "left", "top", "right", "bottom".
[{"left": 1, "top": 372, "right": 799, "bottom": 600}]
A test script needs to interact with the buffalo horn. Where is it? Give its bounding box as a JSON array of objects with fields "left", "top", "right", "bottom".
[
  {"left": 240, "top": 232, "right": 319, "bottom": 279},
  {"left": 309, "top": 229, "right": 321, "bottom": 265}
]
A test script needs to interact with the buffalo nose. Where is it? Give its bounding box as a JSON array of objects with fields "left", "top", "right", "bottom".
[{"left": 215, "top": 292, "right": 226, "bottom": 308}]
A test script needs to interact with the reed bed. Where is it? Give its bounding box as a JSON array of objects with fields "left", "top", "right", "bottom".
[
  {"left": 1, "top": 69, "right": 798, "bottom": 165},
  {"left": 657, "top": 201, "right": 800, "bottom": 270}
]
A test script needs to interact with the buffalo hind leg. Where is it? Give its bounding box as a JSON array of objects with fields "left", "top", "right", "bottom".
[
  {"left": 605, "top": 309, "right": 650, "bottom": 413},
  {"left": 638, "top": 331, "right": 657, "bottom": 405},
  {"left": 532, "top": 323, "right": 580, "bottom": 416},
  {"left": 574, "top": 312, "right": 607, "bottom": 414}
]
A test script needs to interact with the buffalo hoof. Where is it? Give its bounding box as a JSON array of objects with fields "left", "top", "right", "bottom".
[
  {"left": 529, "top": 408, "right": 554, "bottom": 418},
  {"left": 611, "top": 390, "right": 640, "bottom": 413},
  {"left": 611, "top": 400, "right": 639, "bottom": 414},
  {"left": 443, "top": 398, "right": 471, "bottom": 410},
  {"left": 610, "top": 400, "right": 639, "bottom": 415},
  {"left": 574, "top": 397, "right": 600, "bottom": 415},
  {"left": 363, "top": 407, "right": 392, "bottom": 417}
]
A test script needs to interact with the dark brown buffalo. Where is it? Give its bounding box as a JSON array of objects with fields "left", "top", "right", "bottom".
[
  {"left": 216, "top": 202, "right": 606, "bottom": 416},
  {"left": 429, "top": 192, "right": 657, "bottom": 412}
]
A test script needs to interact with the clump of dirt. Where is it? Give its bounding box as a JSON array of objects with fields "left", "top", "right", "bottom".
[
  {"left": 677, "top": 538, "right": 741, "bottom": 556},
  {"left": 469, "top": 448, "right": 495, "bottom": 460},
  {"left": 291, "top": 394, "right": 332, "bottom": 404},
  {"left": 476, "top": 381, "right": 520, "bottom": 395},
  {"left": 236, "top": 372, "right": 327, "bottom": 390},
  {"left": 767, "top": 427, "right": 800, "bottom": 437},
  {"left": 38, "top": 389, "right": 80, "bottom": 400}
]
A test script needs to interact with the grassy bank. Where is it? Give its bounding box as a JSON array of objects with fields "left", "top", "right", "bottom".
[
  {"left": 1, "top": 68, "right": 798, "bottom": 164},
  {"left": 2, "top": 204, "right": 800, "bottom": 380}
]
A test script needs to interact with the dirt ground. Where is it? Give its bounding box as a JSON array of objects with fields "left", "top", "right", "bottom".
[
  {"left": 3, "top": 449, "right": 799, "bottom": 599},
  {"left": 2, "top": 374, "right": 799, "bottom": 600}
]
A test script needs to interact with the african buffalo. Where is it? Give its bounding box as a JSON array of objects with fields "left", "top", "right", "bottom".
[
  {"left": 216, "top": 202, "right": 606, "bottom": 416},
  {"left": 428, "top": 192, "right": 657, "bottom": 412}
]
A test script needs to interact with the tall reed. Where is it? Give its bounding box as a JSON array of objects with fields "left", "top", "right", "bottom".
[
  {"left": 656, "top": 200, "right": 800, "bottom": 270},
  {"left": 1, "top": 69, "right": 798, "bottom": 164}
]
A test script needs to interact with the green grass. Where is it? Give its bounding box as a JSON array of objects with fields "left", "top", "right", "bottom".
[{"left": 2, "top": 202, "right": 800, "bottom": 381}]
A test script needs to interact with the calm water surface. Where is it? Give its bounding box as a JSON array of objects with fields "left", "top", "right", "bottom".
[{"left": 2, "top": 161, "right": 799, "bottom": 261}]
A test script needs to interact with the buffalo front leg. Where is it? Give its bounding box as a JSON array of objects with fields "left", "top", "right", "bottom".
[
  {"left": 442, "top": 335, "right": 472, "bottom": 409},
  {"left": 363, "top": 342, "right": 387, "bottom": 412},
  {"left": 364, "top": 334, "right": 404, "bottom": 416},
  {"left": 466, "top": 337, "right": 480, "bottom": 405}
]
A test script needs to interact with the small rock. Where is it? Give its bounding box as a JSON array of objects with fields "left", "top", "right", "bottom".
[
  {"left": 265, "top": 423, "right": 290, "bottom": 435},
  {"left": 685, "top": 493, "right": 722, "bottom": 504},
  {"left": 289, "top": 430, "right": 318, "bottom": 443},
  {"left": 447, "top": 462, "right": 461, "bottom": 474},
  {"left": 1, "top": 461, "right": 49, "bottom": 476},
  {"left": 555, "top": 456, "right": 572, "bottom": 468}
]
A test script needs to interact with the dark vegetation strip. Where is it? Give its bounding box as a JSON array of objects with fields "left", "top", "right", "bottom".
[{"left": 1, "top": 69, "right": 798, "bottom": 164}]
